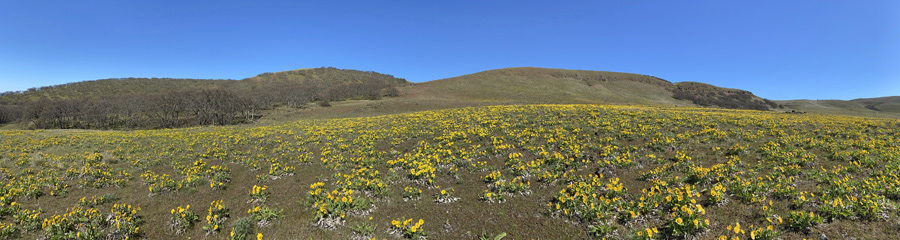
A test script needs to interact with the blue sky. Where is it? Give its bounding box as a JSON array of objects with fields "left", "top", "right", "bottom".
[{"left": 1, "top": 1, "right": 897, "bottom": 100}]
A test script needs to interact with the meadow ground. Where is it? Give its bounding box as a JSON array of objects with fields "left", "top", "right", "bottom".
[{"left": 0, "top": 104, "right": 899, "bottom": 239}]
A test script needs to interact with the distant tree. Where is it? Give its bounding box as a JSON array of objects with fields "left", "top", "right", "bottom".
[
  {"left": 384, "top": 87, "right": 400, "bottom": 97},
  {"left": 1, "top": 67, "right": 408, "bottom": 129},
  {"left": 0, "top": 105, "right": 21, "bottom": 124}
]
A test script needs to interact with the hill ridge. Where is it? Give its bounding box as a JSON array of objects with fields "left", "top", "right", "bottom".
[{"left": 417, "top": 67, "right": 774, "bottom": 110}]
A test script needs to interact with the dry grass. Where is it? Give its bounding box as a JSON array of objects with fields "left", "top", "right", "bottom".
[{"left": 777, "top": 99, "right": 900, "bottom": 119}]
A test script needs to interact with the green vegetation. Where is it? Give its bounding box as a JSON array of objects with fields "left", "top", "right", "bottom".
[
  {"left": 3, "top": 66, "right": 900, "bottom": 240},
  {"left": 673, "top": 82, "right": 780, "bottom": 110},
  {"left": 852, "top": 96, "right": 900, "bottom": 112},
  {"left": 1, "top": 104, "right": 899, "bottom": 239},
  {"left": 416, "top": 67, "right": 682, "bottom": 105},
  {"left": 2, "top": 66, "right": 897, "bottom": 132},
  {"left": 0, "top": 67, "right": 407, "bottom": 129}
]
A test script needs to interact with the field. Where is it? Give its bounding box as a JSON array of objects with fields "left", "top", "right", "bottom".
[{"left": 1, "top": 104, "right": 899, "bottom": 239}]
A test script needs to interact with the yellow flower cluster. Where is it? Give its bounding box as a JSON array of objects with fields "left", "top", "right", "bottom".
[
  {"left": 170, "top": 204, "right": 198, "bottom": 234},
  {"left": 482, "top": 170, "right": 502, "bottom": 183},
  {"left": 391, "top": 217, "right": 425, "bottom": 238},
  {"left": 249, "top": 185, "right": 269, "bottom": 203},
  {"left": 41, "top": 203, "right": 141, "bottom": 238},
  {"left": 202, "top": 199, "right": 228, "bottom": 234},
  {"left": 307, "top": 182, "right": 366, "bottom": 220}
]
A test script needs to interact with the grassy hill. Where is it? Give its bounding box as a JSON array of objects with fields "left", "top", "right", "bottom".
[
  {"left": 851, "top": 96, "right": 900, "bottom": 112},
  {"left": 413, "top": 67, "right": 680, "bottom": 105},
  {"left": 4, "top": 66, "right": 899, "bottom": 130},
  {"left": 409, "top": 67, "right": 781, "bottom": 112},
  {"left": 777, "top": 96, "right": 900, "bottom": 118},
  {"left": 0, "top": 67, "right": 776, "bottom": 112},
  {"left": 237, "top": 67, "right": 714, "bottom": 124}
]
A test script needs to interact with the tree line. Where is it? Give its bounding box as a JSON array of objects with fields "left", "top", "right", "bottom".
[
  {"left": 0, "top": 79, "right": 401, "bottom": 129},
  {"left": 672, "top": 87, "right": 781, "bottom": 111}
]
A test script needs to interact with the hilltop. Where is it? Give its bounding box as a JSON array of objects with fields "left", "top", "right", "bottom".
[{"left": 241, "top": 67, "right": 407, "bottom": 87}]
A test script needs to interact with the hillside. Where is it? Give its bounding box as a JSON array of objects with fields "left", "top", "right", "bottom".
[
  {"left": 777, "top": 96, "right": 900, "bottom": 118},
  {"left": 412, "top": 67, "right": 677, "bottom": 105},
  {"left": 0, "top": 78, "right": 233, "bottom": 103},
  {"left": 0, "top": 67, "right": 408, "bottom": 129},
  {"left": 8, "top": 66, "right": 899, "bottom": 129},
  {"left": 410, "top": 67, "right": 778, "bottom": 111},
  {"left": 672, "top": 82, "right": 779, "bottom": 110},
  {"left": 0, "top": 67, "right": 775, "bottom": 113},
  {"left": 850, "top": 96, "right": 900, "bottom": 112}
]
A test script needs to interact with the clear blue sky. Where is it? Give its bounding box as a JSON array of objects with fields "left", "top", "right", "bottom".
[{"left": 1, "top": 1, "right": 897, "bottom": 100}]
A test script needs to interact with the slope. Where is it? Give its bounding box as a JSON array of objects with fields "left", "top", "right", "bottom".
[
  {"left": 408, "top": 67, "right": 780, "bottom": 112},
  {"left": 412, "top": 67, "right": 682, "bottom": 105},
  {"left": 672, "top": 82, "right": 779, "bottom": 111},
  {"left": 777, "top": 96, "right": 900, "bottom": 118},
  {"left": 0, "top": 78, "right": 233, "bottom": 103},
  {"left": 850, "top": 96, "right": 900, "bottom": 113},
  {"left": 0, "top": 67, "right": 409, "bottom": 129}
]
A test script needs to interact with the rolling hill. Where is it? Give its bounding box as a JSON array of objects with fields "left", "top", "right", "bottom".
[
  {"left": 777, "top": 96, "right": 900, "bottom": 118},
  {"left": 300, "top": 67, "right": 783, "bottom": 121},
  {"left": 408, "top": 67, "right": 776, "bottom": 111},
  {"left": 851, "top": 96, "right": 900, "bottom": 113},
  {"left": 411, "top": 67, "right": 679, "bottom": 105},
  {"left": 2, "top": 66, "right": 898, "bottom": 129}
]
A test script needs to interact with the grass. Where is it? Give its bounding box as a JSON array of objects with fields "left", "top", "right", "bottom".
[
  {"left": 777, "top": 99, "right": 900, "bottom": 118},
  {"left": 0, "top": 104, "right": 899, "bottom": 239},
  {"left": 416, "top": 67, "right": 682, "bottom": 105}
]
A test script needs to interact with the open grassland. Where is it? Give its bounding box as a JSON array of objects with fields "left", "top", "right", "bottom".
[
  {"left": 0, "top": 105, "right": 899, "bottom": 239},
  {"left": 778, "top": 99, "right": 900, "bottom": 119}
]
